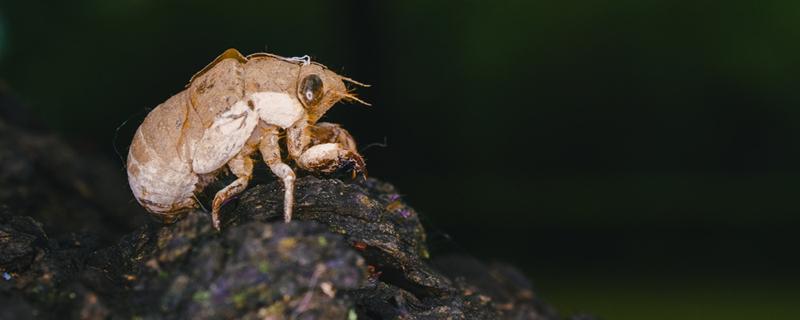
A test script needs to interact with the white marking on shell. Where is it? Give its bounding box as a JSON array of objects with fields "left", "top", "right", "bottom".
[
  {"left": 192, "top": 100, "right": 258, "bottom": 174},
  {"left": 250, "top": 92, "right": 306, "bottom": 128},
  {"left": 281, "top": 55, "right": 311, "bottom": 66}
]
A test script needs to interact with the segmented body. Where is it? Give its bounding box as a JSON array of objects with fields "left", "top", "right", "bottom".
[{"left": 126, "top": 49, "right": 364, "bottom": 225}]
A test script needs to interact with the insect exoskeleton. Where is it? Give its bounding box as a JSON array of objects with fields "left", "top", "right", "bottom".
[{"left": 127, "top": 48, "right": 369, "bottom": 230}]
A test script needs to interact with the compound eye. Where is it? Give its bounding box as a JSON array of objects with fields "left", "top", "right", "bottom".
[{"left": 299, "top": 74, "right": 324, "bottom": 107}]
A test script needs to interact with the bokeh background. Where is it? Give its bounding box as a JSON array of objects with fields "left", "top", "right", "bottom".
[{"left": 2, "top": 1, "right": 799, "bottom": 319}]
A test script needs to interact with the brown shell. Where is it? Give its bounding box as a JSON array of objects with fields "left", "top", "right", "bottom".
[{"left": 127, "top": 48, "right": 360, "bottom": 219}]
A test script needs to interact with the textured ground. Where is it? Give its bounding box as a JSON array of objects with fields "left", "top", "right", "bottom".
[{"left": 0, "top": 92, "right": 588, "bottom": 319}]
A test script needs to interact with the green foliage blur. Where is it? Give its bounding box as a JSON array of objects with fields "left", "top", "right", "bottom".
[{"left": 2, "top": 1, "right": 799, "bottom": 318}]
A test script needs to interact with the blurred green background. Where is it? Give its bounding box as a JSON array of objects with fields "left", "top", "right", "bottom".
[{"left": 2, "top": 1, "right": 799, "bottom": 319}]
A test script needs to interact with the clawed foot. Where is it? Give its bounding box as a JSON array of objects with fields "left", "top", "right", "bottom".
[
  {"left": 339, "top": 151, "right": 367, "bottom": 180},
  {"left": 211, "top": 198, "right": 224, "bottom": 231},
  {"left": 211, "top": 210, "right": 221, "bottom": 231}
]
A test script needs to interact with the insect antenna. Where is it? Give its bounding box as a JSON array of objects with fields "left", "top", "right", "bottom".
[
  {"left": 341, "top": 76, "right": 371, "bottom": 87},
  {"left": 331, "top": 90, "right": 371, "bottom": 106},
  {"left": 193, "top": 194, "right": 209, "bottom": 213},
  {"left": 360, "top": 136, "right": 388, "bottom": 153},
  {"left": 112, "top": 108, "right": 151, "bottom": 171},
  {"left": 343, "top": 93, "right": 371, "bottom": 106}
]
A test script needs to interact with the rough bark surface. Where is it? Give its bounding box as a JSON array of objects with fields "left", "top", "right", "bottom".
[{"left": 0, "top": 91, "right": 590, "bottom": 319}]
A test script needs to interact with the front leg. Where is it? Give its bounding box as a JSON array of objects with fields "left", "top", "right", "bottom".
[
  {"left": 288, "top": 121, "right": 365, "bottom": 178},
  {"left": 286, "top": 117, "right": 312, "bottom": 160},
  {"left": 309, "top": 122, "right": 359, "bottom": 153}
]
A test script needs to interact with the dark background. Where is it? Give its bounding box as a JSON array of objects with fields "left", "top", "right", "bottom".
[{"left": 2, "top": 1, "right": 799, "bottom": 318}]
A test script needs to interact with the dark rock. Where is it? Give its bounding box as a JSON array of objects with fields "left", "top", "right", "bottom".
[
  {"left": 0, "top": 205, "right": 102, "bottom": 320},
  {"left": 2, "top": 176, "right": 580, "bottom": 319},
  {"left": 0, "top": 119, "right": 147, "bottom": 245},
  {"left": 89, "top": 216, "right": 366, "bottom": 319},
  {"left": 0, "top": 91, "right": 589, "bottom": 319},
  {"left": 228, "top": 178, "right": 448, "bottom": 295}
]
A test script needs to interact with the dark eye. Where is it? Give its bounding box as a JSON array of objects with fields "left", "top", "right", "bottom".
[{"left": 299, "top": 74, "right": 323, "bottom": 106}]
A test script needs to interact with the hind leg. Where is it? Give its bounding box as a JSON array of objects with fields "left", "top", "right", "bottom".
[{"left": 210, "top": 152, "right": 254, "bottom": 230}]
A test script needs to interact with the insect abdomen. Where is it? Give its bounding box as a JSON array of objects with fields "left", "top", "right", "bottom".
[{"left": 127, "top": 91, "right": 199, "bottom": 215}]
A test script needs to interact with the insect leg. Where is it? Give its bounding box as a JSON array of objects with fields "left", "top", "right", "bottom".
[
  {"left": 296, "top": 123, "right": 366, "bottom": 178},
  {"left": 259, "top": 124, "right": 296, "bottom": 222},
  {"left": 310, "top": 122, "right": 359, "bottom": 153},
  {"left": 210, "top": 152, "right": 254, "bottom": 230},
  {"left": 286, "top": 119, "right": 312, "bottom": 160}
]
